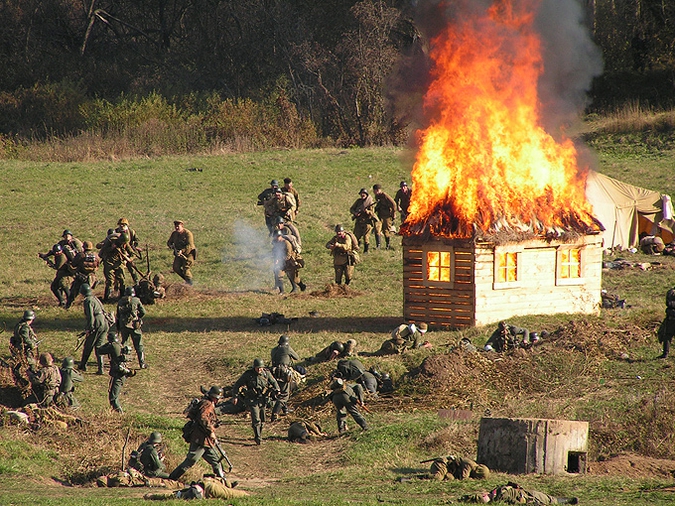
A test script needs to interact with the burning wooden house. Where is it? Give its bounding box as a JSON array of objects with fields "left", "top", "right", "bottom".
[{"left": 400, "top": 1, "right": 604, "bottom": 328}]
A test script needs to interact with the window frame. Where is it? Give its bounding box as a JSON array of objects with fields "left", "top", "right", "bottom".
[
  {"left": 493, "top": 246, "right": 523, "bottom": 289},
  {"left": 422, "top": 245, "right": 455, "bottom": 288},
  {"left": 556, "top": 245, "right": 586, "bottom": 286}
]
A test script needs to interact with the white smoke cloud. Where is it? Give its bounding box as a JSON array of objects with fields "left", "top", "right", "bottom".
[{"left": 223, "top": 219, "right": 273, "bottom": 290}]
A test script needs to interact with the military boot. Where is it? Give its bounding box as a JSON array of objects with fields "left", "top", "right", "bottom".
[
  {"left": 253, "top": 425, "right": 262, "bottom": 445},
  {"left": 375, "top": 234, "right": 381, "bottom": 249},
  {"left": 103, "top": 284, "right": 112, "bottom": 302},
  {"left": 385, "top": 237, "right": 391, "bottom": 250},
  {"left": 289, "top": 280, "right": 298, "bottom": 293},
  {"left": 363, "top": 243, "right": 369, "bottom": 253},
  {"left": 556, "top": 498, "right": 578, "bottom": 505},
  {"left": 138, "top": 352, "right": 148, "bottom": 369},
  {"left": 298, "top": 281, "right": 307, "bottom": 291},
  {"left": 118, "top": 280, "right": 126, "bottom": 299},
  {"left": 96, "top": 354, "right": 104, "bottom": 375}
]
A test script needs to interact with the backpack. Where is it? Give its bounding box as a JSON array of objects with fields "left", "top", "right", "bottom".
[
  {"left": 337, "top": 359, "right": 366, "bottom": 381},
  {"left": 181, "top": 398, "right": 200, "bottom": 442},
  {"left": 346, "top": 231, "right": 360, "bottom": 252},
  {"left": 81, "top": 253, "right": 98, "bottom": 273}
]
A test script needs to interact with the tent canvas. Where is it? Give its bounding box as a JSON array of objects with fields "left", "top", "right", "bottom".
[{"left": 585, "top": 171, "right": 675, "bottom": 250}]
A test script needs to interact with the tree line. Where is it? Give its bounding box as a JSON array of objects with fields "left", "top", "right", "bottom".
[{"left": 0, "top": 0, "right": 672, "bottom": 147}]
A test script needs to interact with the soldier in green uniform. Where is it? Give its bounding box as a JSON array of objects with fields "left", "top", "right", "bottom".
[
  {"left": 78, "top": 284, "right": 110, "bottom": 374},
  {"left": 270, "top": 335, "right": 300, "bottom": 421},
  {"left": 115, "top": 218, "right": 143, "bottom": 284},
  {"left": 349, "top": 188, "right": 376, "bottom": 253},
  {"left": 394, "top": 181, "right": 412, "bottom": 224},
  {"left": 10, "top": 310, "right": 39, "bottom": 362},
  {"left": 485, "top": 321, "right": 531, "bottom": 352},
  {"left": 329, "top": 378, "right": 368, "bottom": 433},
  {"left": 58, "top": 229, "right": 84, "bottom": 261},
  {"left": 56, "top": 356, "right": 83, "bottom": 409},
  {"left": 167, "top": 220, "right": 196, "bottom": 285},
  {"left": 422, "top": 455, "right": 490, "bottom": 481},
  {"left": 326, "top": 225, "right": 355, "bottom": 285},
  {"left": 129, "top": 432, "right": 170, "bottom": 479},
  {"left": 373, "top": 322, "right": 430, "bottom": 355},
  {"left": 66, "top": 241, "right": 100, "bottom": 309},
  {"left": 97, "top": 331, "right": 135, "bottom": 413},
  {"left": 657, "top": 285, "right": 675, "bottom": 358},
  {"left": 116, "top": 286, "right": 148, "bottom": 368},
  {"left": 169, "top": 386, "right": 226, "bottom": 480},
  {"left": 39, "top": 244, "right": 73, "bottom": 307},
  {"left": 27, "top": 352, "right": 62, "bottom": 406},
  {"left": 231, "top": 358, "right": 280, "bottom": 445},
  {"left": 372, "top": 184, "right": 397, "bottom": 249}
]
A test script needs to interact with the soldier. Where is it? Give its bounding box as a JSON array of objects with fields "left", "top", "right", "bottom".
[
  {"left": 288, "top": 420, "right": 326, "bottom": 443},
  {"left": 334, "top": 358, "right": 378, "bottom": 395},
  {"left": 39, "top": 244, "right": 74, "bottom": 307},
  {"left": 129, "top": 432, "right": 170, "bottom": 479},
  {"left": 231, "top": 358, "right": 280, "bottom": 445},
  {"left": 460, "top": 483, "right": 578, "bottom": 504},
  {"left": 169, "top": 386, "right": 226, "bottom": 480},
  {"left": 56, "top": 356, "right": 83, "bottom": 409},
  {"left": 96, "top": 331, "right": 135, "bottom": 413},
  {"left": 115, "top": 218, "right": 143, "bottom": 284},
  {"left": 657, "top": 285, "right": 675, "bottom": 358},
  {"left": 99, "top": 231, "right": 135, "bottom": 301},
  {"left": 394, "top": 181, "right": 412, "bottom": 224},
  {"left": 257, "top": 179, "right": 280, "bottom": 206},
  {"left": 78, "top": 284, "right": 110, "bottom": 374},
  {"left": 116, "top": 286, "right": 148, "bottom": 368},
  {"left": 326, "top": 224, "right": 356, "bottom": 285},
  {"left": 66, "top": 241, "right": 100, "bottom": 309},
  {"left": 10, "top": 310, "right": 39, "bottom": 362},
  {"left": 485, "top": 321, "right": 531, "bottom": 352},
  {"left": 27, "top": 352, "right": 62, "bottom": 406},
  {"left": 372, "top": 184, "right": 397, "bottom": 249},
  {"left": 167, "top": 220, "right": 196, "bottom": 285},
  {"left": 274, "top": 216, "right": 302, "bottom": 253},
  {"left": 329, "top": 378, "right": 368, "bottom": 433},
  {"left": 350, "top": 188, "right": 377, "bottom": 253},
  {"left": 423, "top": 455, "right": 490, "bottom": 481},
  {"left": 310, "top": 339, "right": 357, "bottom": 363},
  {"left": 270, "top": 334, "right": 300, "bottom": 421},
  {"left": 283, "top": 178, "right": 300, "bottom": 214},
  {"left": 58, "top": 229, "right": 84, "bottom": 261},
  {"left": 373, "top": 322, "right": 431, "bottom": 355},
  {"left": 264, "top": 188, "right": 297, "bottom": 233},
  {"left": 272, "top": 230, "right": 306, "bottom": 294}
]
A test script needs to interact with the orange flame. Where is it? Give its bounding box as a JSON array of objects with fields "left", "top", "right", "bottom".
[{"left": 401, "top": 0, "right": 601, "bottom": 238}]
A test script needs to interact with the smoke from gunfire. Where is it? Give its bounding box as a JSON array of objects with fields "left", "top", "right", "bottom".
[{"left": 223, "top": 219, "right": 273, "bottom": 290}]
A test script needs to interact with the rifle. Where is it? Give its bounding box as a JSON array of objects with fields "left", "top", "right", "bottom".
[
  {"left": 351, "top": 201, "right": 376, "bottom": 221},
  {"left": 145, "top": 244, "right": 151, "bottom": 275},
  {"left": 39, "top": 253, "right": 57, "bottom": 269},
  {"left": 420, "top": 456, "right": 445, "bottom": 464},
  {"left": 122, "top": 426, "right": 132, "bottom": 470},
  {"left": 357, "top": 400, "right": 372, "bottom": 414},
  {"left": 214, "top": 438, "right": 233, "bottom": 473},
  {"left": 117, "top": 247, "right": 146, "bottom": 277},
  {"left": 171, "top": 244, "right": 187, "bottom": 260},
  {"left": 74, "top": 331, "right": 87, "bottom": 351}
]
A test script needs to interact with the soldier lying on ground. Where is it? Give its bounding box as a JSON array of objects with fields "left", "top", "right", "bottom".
[
  {"left": 309, "top": 339, "right": 357, "bottom": 362},
  {"left": 365, "top": 322, "right": 431, "bottom": 356},
  {"left": 143, "top": 476, "right": 248, "bottom": 500},
  {"left": 484, "top": 321, "right": 543, "bottom": 352},
  {"left": 288, "top": 420, "right": 326, "bottom": 443},
  {"left": 97, "top": 466, "right": 183, "bottom": 489},
  {"left": 419, "top": 455, "right": 490, "bottom": 481},
  {"left": 459, "top": 482, "right": 578, "bottom": 504}
]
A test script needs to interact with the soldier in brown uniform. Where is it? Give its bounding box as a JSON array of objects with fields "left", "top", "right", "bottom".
[
  {"left": 39, "top": 244, "right": 73, "bottom": 307},
  {"left": 372, "top": 184, "right": 397, "bottom": 250},
  {"left": 272, "top": 230, "right": 305, "bottom": 293},
  {"left": 394, "top": 181, "right": 412, "bottom": 224},
  {"left": 66, "top": 241, "right": 100, "bottom": 309},
  {"left": 99, "top": 232, "right": 135, "bottom": 301},
  {"left": 326, "top": 225, "right": 355, "bottom": 285},
  {"left": 283, "top": 177, "right": 300, "bottom": 214},
  {"left": 264, "top": 188, "right": 297, "bottom": 232},
  {"left": 349, "top": 188, "right": 376, "bottom": 253},
  {"left": 115, "top": 218, "right": 142, "bottom": 284},
  {"left": 27, "top": 352, "right": 62, "bottom": 406},
  {"left": 166, "top": 220, "right": 196, "bottom": 285}
]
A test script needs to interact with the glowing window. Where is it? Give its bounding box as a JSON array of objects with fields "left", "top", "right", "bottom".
[
  {"left": 559, "top": 248, "right": 582, "bottom": 279},
  {"left": 427, "top": 251, "right": 451, "bottom": 282},
  {"left": 496, "top": 252, "right": 518, "bottom": 283}
]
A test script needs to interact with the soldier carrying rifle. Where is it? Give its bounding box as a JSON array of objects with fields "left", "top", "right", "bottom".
[
  {"left": 166, "top": 220, "right": 196, "bottom": 286},
  {"left": 39, "top": 243, "right": 74, "bottom": 307}
]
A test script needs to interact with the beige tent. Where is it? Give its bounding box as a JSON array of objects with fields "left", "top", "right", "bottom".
[{"left": 585, "top": 171, "right": 675, "bottom": 249}]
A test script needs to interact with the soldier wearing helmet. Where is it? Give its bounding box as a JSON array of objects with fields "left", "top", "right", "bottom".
[
  {"left": 129, "top": 432, "right": 170, "bottom": 479},
  {"left": 66, "top": 240, "right": 101, "bottom": 309},
  {"left": 27, "top": 352, "right": 62, "bottom": 406},
  {"left": 58, "top": 229, "right": 84, "bottom": 261},
  {"left": 167, "top": 220, "right": 196, "bottom": 286},
  {"left": 394, "top": 181, "right": 412, "bottom": 224},
  {"left": 169, "top": 386, "right": 226, "bottom": 480},
  {"left": 274, "top": 215, "right": 302, "bottom": 253},
  {"left": 97, "top": 331, "right": 135, "bottom": 413},
  {"left": 264, "top": 187, "right": 297, "bottom": 232},
  {"left": 271, "top": 228, "right": 306, "bottom": 294},
  {"left": 310, "top": 340, "right": 354, "bottom": 363},
  {"left": 116, "top": 286, "right": 148, "bottom": 368},
  {"left": 257, "top": 179, "right": 280, "bottom": 206},
  {"left": 99, "top": 229, "right": 135, "bottom": 301},
  {"left": 349, "top": 188, "right": 376, "bottom": 253},
  {"left": 485, "top": 321, "right": 530, "bottom": 352},
  {"left": 270, "top": 335, "right": 301, "bottom": 421},
  {"left": 78, "top": 284, "right": 109, "bottom": 374},
  {"left": 231, "top": 358, "right": 280, "bottom": 445},
  {"left": 10, "top": 310, "right": 39, "bottom": 362},
  {"left": 326, "top": 224, "right": 357, "bottom": 285},
  {"left": 115, "top": 218, "right": 143, "bottom": 284},
  {"left": 56, "top": 356, "right": 83, "bottom": 409},
  {"left": 329, "top": 377, "right": 368, "bottom": 433},
  {"left": 38, "top": 243, "right": 74, "bottom": 307}
]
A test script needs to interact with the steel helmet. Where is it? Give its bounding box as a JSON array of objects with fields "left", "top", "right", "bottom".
[
  {"left": 107, "top": 331, "right": 119, "bottom": 342},
  {"left": 359, "top": 188, "right": 368, "bottom": 195},
  {"left": 149, "top": 432, "right": 162, "bottom": 444},
  {"left": 119, "top": 233, "right": 130, "bottom": 244},
  {"left": 330, "top": 378, "right": 344, "bottom": 390},
  {"left": 52, "top": 243, "right": 63, "bottom": 254},
  {"left": 118, "top": 217, "right": 130, "bottom": 226},
  {"left": 83, "top": 241, "right": 94, "bottom": 250},
  {"left": 79, "top": 284, "right": 92, "bottom": 296},
  {"left": 272, "top": 230, "right": 283, "bottom": 237},
  {"left": 23, "top": 309, "right": 35, "bottom": 320},
  {"left": 62, "top": 229, "right": 73, "bottom": 237},
  {"left": 278, "top": 335, "right": 290, "bottom": 345},
  {"left": 61, "top": 357, "right": 75, "bottom": 370},
  {"left": 330, "top": 341, "right": 344, "bottom": 353},
  {"left": 253, "top": 358, "right": 265, "bottom": 368},
  {"left": 270, "top": 179, "right": 279, "bottom": 187},
  {"left": 335, "top": 224, "right": 344, "bottom": 233},
  {"left": 275, "top": 216, "right": 285, "bottom": 224},
  {"left": 207, "top": 385, "right": 223, "bottom": 399},
  {"left": 124, "top": 286, "right": 135, "bottom": 296}
]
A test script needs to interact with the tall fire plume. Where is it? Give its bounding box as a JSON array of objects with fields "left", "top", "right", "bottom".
[{"left": 400, "top": 0, "right": 603, "bottom": 240}]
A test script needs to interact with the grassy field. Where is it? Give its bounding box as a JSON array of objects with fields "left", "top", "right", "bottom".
[{"left": 2, "top": 140, "right": 675, "bottom": 505}]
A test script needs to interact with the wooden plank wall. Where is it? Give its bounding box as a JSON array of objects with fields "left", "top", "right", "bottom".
[{"left": 403, "top": 241, "right": 476, "bottom": 328}]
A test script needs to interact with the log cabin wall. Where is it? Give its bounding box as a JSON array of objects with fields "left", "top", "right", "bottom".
[{"left": 403, "top": 235, "right": 603, "bottom": 329}]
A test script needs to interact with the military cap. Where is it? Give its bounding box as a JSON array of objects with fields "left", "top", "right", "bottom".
[
  {"left": 283, "top": 177, "right": 292, "bottom": 184},
  {"left": 418, "top": 322, "right": 428, "bottom": 332},
  {"left": 117, "top": 217, "right": 130, "bottom": 226},
  {"left": 372, "top": 184, "right": 382, "bottom": 191},
  {"left": 359, "top": 188, "right": 368, "bottom": 195},
  {"left": 173, "top": 220, "right": 184, "bottom": 226}
]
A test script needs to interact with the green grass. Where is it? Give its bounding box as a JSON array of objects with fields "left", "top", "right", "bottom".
[{"left": 3, "top": 143, "right": 675, "bottom": 504}]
